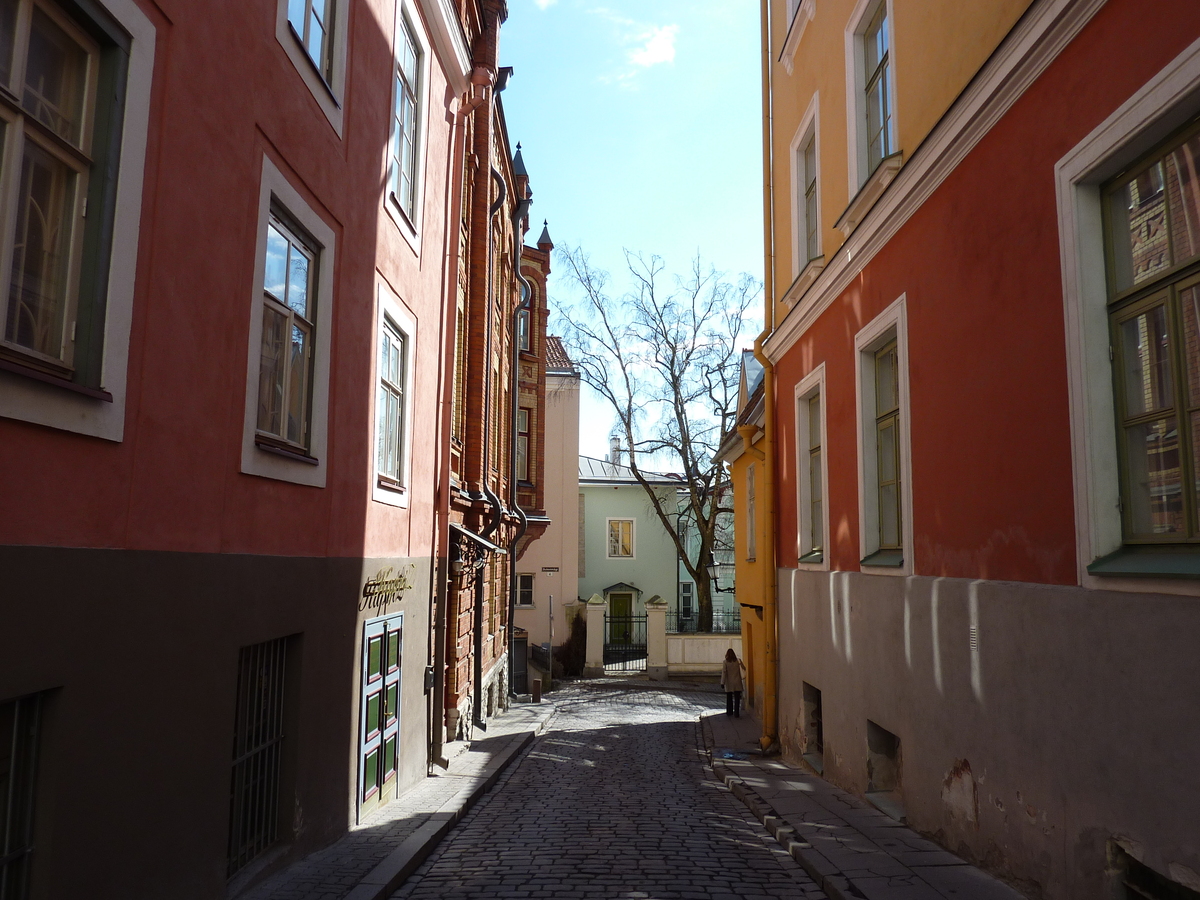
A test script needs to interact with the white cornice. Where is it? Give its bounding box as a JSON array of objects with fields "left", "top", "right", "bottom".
[
  {"left": 780, "top": 0, "right": 816, "bottom": 76},
  {"left": 765, "top": 0, "right": 1108, "bottom": 364},
  {"left": 424, "top": 0, "right": 471, "bottom": 96}
]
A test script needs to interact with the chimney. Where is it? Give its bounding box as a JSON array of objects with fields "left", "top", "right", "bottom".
[{"left": 609, "top": 435, "right": 621, "bottom": 466}]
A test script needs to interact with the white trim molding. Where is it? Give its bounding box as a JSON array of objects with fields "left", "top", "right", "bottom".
[
  {"left": 1056, "top": 33, "right": 1200, "bottom": 595},
  {"left": 275, "top": 0, "right": 350, "bottom": 139},
  {"left": 854, "top": 294, "right": 912, "bottom": 576},
  {"left": 0, "top": 0, "right": 155, "bottom": 442},
  {"left": 794, "top": 363, "right": 829, "bottom": 571},
  {"left": 426, "top": 0, "right": 472, "bottom": 96},
  {"left": 241, "top": 155, "right": 336, "bottom": 488},
  {"left": 372, "top": 279, "right": 418, "bottom": 508},
  {"left": 767, "top": 0, "right": 1108, "bottom": 365},
  {"left": 780, "top": 0, "right": 816, "bottom": 76}
]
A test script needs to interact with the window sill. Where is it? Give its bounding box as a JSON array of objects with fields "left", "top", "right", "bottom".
[
  {"left": 797, "top": 549, "right": 824, "bottom": 565},
  {"left": 860, "top": 548, "right": 903, "bottom": 568},
  {"left": 0, "top": 355, "right": 112, "bottom": 402},
  {"left": 836, "top": 152, "right": 904, "bottom": 237},
  {"left": 778, "top": 0, "right": 815, "bottom": 75},
  {"left": 377, "top": 477, "right": 407, "bottom": 495},
  {"left": 255, "top": 438, "right": 319, "bottom": 465},
  {"left": 782, "top": 256, "right": 825, "bottom": 310},
  {"left": 1087, "top": 545, "right": 1200, "bottom": 578}
]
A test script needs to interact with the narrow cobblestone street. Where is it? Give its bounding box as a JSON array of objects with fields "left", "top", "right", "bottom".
[{"left": 392, "top": 683, "right": 828, "bottom": 900}]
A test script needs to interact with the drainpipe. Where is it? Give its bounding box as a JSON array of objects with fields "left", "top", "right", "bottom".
[
  {"left": 755, "top": 0, "right": 780, "bottom": 754},
  {"left": 506, "top": 190, "right": 533, "bottom": 695}
]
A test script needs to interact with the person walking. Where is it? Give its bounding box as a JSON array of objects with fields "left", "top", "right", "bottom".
[{"left": 721, "top": 647, "right": 744, "bottom": 717}]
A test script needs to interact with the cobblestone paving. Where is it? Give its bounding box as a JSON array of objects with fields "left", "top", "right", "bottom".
[{"left": 392, "top": 682, "right": 828, "bottom": 900}]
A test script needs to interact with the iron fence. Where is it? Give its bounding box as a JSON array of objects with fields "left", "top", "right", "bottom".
[{"left": 667, "top": 610, "right": 743, "bottom": 634}]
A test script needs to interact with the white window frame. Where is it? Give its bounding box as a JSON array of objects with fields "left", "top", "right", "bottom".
[
  {"left": 844, "top": 0, "right": 898, "bottom": 194},
  {"left": 384, "top": 0, "right": 432, "bottom": 252},
  {"left": 0, "top": 0, "right": 154, "bottom": 442},
  {"left": 241, "top": 155, "right": 335, "bottom": 488},
  {"left": 789, "top": 93, "right": 821, "bottom": 279},
  {"left": 795, "top": 363, "right": 829, "bottom": 570},
  {"left": 372, "top": 280, "right": 416, "bottom": 507},
  {"left": 1057, "top": 34, "right": 1200, "bottom": 596},
  {"left": 275, "top": 0, "right": 350, "bottom": 138},
  {"left": 606, "top": 517, "right": 635, "bottom": 559},
  {"left": 516, "top": 572, "right": 535, "bottom": 607},
  {"left": 854, "top": 293, "right": 912, "bottom": 575}
]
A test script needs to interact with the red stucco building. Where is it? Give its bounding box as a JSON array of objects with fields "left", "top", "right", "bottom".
[
  {"left": 760, "top": 0, "right": 1200, "bottom": 896},
  {"left": 0, "top": 0, "right": 547, "bottom": 895}
]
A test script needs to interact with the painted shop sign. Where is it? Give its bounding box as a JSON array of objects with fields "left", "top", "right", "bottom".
[{"left": 360, "top": 565, "right": 415, "bottom": 614}]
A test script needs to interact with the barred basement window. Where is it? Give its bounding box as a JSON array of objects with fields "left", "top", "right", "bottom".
[
  {"left": 1, "top": 693, "right": 43, "bottom": 899},
  {"left": 227, "top": 637, "right": 289, "bottom": 878}
]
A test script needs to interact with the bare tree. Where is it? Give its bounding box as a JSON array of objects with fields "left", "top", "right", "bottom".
[{"left": 557, "top": 246, "right": 760, "bottom": 631}]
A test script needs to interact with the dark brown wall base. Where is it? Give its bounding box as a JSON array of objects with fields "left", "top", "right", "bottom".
[{"left": 0, "top": 545, "right": 432, "bottom": 900}]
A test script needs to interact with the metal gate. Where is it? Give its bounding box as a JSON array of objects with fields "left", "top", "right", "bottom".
[{"left": 603, "top": 613, "right": 647, "bottom": 672}]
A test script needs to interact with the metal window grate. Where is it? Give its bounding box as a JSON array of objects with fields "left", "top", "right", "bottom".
[
  {"left": 227, "top": 638, "right": 288, "bottom": 878},
  {"left": 1, "top": 693, "right": 41, "bottom": 900}
]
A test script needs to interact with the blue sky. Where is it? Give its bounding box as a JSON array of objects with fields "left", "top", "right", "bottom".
[{"left": 498, "top": 0, "right": 765, "bottom": 459}]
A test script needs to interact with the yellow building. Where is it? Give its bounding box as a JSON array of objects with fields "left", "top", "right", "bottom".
[
  {"left": 716, "top": 352, "right": 768, "bottom": 716},
  {"left": 765, "top": 0, "right": 1032, "bottom": 325}
]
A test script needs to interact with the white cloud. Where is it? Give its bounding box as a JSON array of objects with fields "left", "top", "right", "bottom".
[
  {"left": 628, "top": 24, "right": 678, "bottom": 68},
  {"left": 534, "top": 0, "right": 557, "bottom": 9}
]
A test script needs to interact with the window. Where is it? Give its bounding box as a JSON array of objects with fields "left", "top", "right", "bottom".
[
  {"left": 874, "top": 340, "right": 901, "bottom": 552},
  {"left": 257, "top": 214, "right": 317, "bottom": 452},
  {"left": 228, "top": 638, "right": 290, "bottom": 877},
  {"left": 0, "top": 0, "right": 151, "bottom": 442},
  {"left": 607, "top": 518, "right": 634, "bottom": 558},
  {"left": 378, "top": 318, "right": 406, "bottom": 487},
  {"left": 517, "top": 573, "right": 534, "bottom": 607},
  {"left": 287, "top": 0, "right": 335, "bottom": 81},
  {"left": 359, "top": 615, "right": 402, "bottom": 816},
  {"left": 1, "top": 693, "right": 42, "bottom": 898},
  {"left": 1055, "top": 37, "right": 1200, "bottom": 586},
  {"left": 242, "top": 156, "right": 335, "bottom": 488},
  {"left": 0, "top": 1, "right": 126, "bottom": 390},
  {"left": 862, "top": 3, "right": 892, "bottom": 176},
  {"left": 800, "top": 133, "right": 819, "bottom": 263},
  {"left": 856, "top": 295, "right": 910, "bottom": 571},
  {"left": 797, "top": 368, "right": 826, "bottom": 565},
  {"left": 390, "top": 13, "right": 420, "bottom": 220},
  {"left": 1104, "top": 127, "right": 1200, "bottom": 544},
  {"left": 517, "top": 307, "right": 531, "bottom": 352},
  {"left": 516, "top": 407, "right": 530, "bottom": 482},
  {"left": 746, "top": 464, "right": 757, "bottom": 561},
  {"left": 679, "top": 581, "right": 694, "bottom": 620},
  {"left": 275, "top": 0, "right": 348, "bottom": 136}
]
